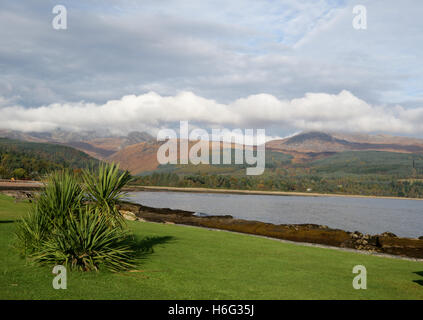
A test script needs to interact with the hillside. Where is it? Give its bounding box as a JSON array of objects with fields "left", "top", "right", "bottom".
[
  {"left": 107, "top": 141, "right": 162, "bottom": 173},
  {"left": 114, "top": 131, "right": 423, "bottom": 176},
  {"left": 1, "top": 130, "right": 423, "bottom": 196},
  {"left": 127, "top": 132, "right": 423, "bottom": 197},
  {"left": 0, "top": 129, "right": 154, "bottom": 160},
  {"left": 0, "top": 138, "right": 99, "bottom": 179},
  {"left": 267, "top": 131, "right": 423, "bottom": 163},
  {"left": 107, "top": 139, "right": 255, "bottom": 175},
  {"left": 2, "top": 129, "right": 423, "bottom": 177}
]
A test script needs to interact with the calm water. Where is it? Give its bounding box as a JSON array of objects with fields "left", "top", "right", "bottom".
[{"left": 128, "top": 191, "right": 423, "bottom": 238}]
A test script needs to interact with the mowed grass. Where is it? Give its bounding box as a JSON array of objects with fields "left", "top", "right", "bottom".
[{"left": 1, "top": 193, "right": 423, "bottom": 299}]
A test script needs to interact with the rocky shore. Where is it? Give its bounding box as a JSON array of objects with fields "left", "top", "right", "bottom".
[
  {"left": 118, "top": 201, "right": 423, "bottom": 259},
  {"left": 3, "top": 189, "right": 422, "bottom": 259}
]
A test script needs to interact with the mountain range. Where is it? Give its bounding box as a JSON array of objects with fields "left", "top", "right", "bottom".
[{"left": 1, "top": 129, "right": 423, "bottom": 175}]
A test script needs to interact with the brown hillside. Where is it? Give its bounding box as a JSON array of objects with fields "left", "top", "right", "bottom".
[
  {"left": 107, "top": 142, "right": 161, "bottom": 173},
  {"left": 106, "top": 139, "right": 252, "bottom": 174}
]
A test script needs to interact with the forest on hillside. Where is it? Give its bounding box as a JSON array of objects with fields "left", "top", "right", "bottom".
[
  {"left": 0, "top": 138, "right": 99, "bottom": 179},
  {"left": 131, "top": 150, "right": 423, "bottom": 198}
]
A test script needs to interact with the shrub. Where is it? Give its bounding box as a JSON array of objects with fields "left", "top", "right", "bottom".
[
  {"left": 32, "top": 206, "right": 135, "bottom": 272},
  {"left": 12, "top": 168, "right": 26, "bottom": 179},
  {"left": 15, "top": 164, "right": 135, "bottom": 272}
]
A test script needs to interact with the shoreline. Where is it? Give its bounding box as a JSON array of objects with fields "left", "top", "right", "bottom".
[
  {"left": 125, "top": 185, "right": 423, "bottom": 201},
  {"left": 162, "top": 222, "right": 423, "bottom": 262},
  {"left": 118, "top": 200, "right": 423, "bottom": 259},
  {"left": 0, "top": 181, "right": 43, "bottom": 191},
  {"left": 1, "top": 181, "right": 421, "bottom": 201},
  {"left": 1, "top": 187, "right": 422, "bottom": 259}
]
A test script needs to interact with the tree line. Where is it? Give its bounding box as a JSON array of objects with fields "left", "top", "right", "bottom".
[{"left": 131, "top": 172, "right": 423, "bottom": 198}]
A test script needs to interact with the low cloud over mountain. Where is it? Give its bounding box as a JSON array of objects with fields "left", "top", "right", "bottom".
[{"left": 1, "top": 90, "right": 423, "bottom": 137}]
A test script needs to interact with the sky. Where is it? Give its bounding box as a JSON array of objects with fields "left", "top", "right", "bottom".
[{"left": 0, "top": 0, "right": 422, "bottom": 138}]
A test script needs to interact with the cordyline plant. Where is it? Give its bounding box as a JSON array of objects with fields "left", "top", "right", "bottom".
[
  {"left": 82, "top": 163, "right": 132, "bottom": 228},
  {"left": 15, "top": 163, "right": 136, "bottom": 272}
]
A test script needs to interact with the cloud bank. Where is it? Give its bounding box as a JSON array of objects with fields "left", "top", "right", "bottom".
[{"left": 1, "top": 90, "right": 422, "bottom": 137}]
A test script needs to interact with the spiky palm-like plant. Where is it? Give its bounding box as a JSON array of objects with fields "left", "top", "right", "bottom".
[
  {"left": 15, "top": 167, "right": 136, "bottom": 272},
  {"left": 15, "top": 171, "right": 83, "bottom": 255},
  {"left": 82, "top": 163, "right": 132, "bottom": 227},
  {"left": 32, "top": 206, "right": 135, "bottom": 272},
  {"left": 37, "top": 170, "right": 84, "bottom": 227},
  {"left": 15, "top": 204, "right": 50, "bottom": 256}
]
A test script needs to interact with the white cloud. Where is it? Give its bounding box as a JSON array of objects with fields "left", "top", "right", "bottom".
[
  {"left": 1, "top": 0, "right": 422, "bottom": 139},
  {"left": 1, "top": 90, "right": 422, "bottom": 136}
]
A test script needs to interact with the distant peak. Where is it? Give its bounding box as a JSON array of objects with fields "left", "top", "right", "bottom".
[{"left": 285, "top": 131, "right": 334, "bottom": 144}]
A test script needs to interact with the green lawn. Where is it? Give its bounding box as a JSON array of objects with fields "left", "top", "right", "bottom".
[{"left": 1, "top": 193, "right": 422, "bottom": 299}]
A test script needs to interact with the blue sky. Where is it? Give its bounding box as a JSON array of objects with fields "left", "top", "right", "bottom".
[{"left": 0, "top": 0, "right": 422, "bottom": 137}]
